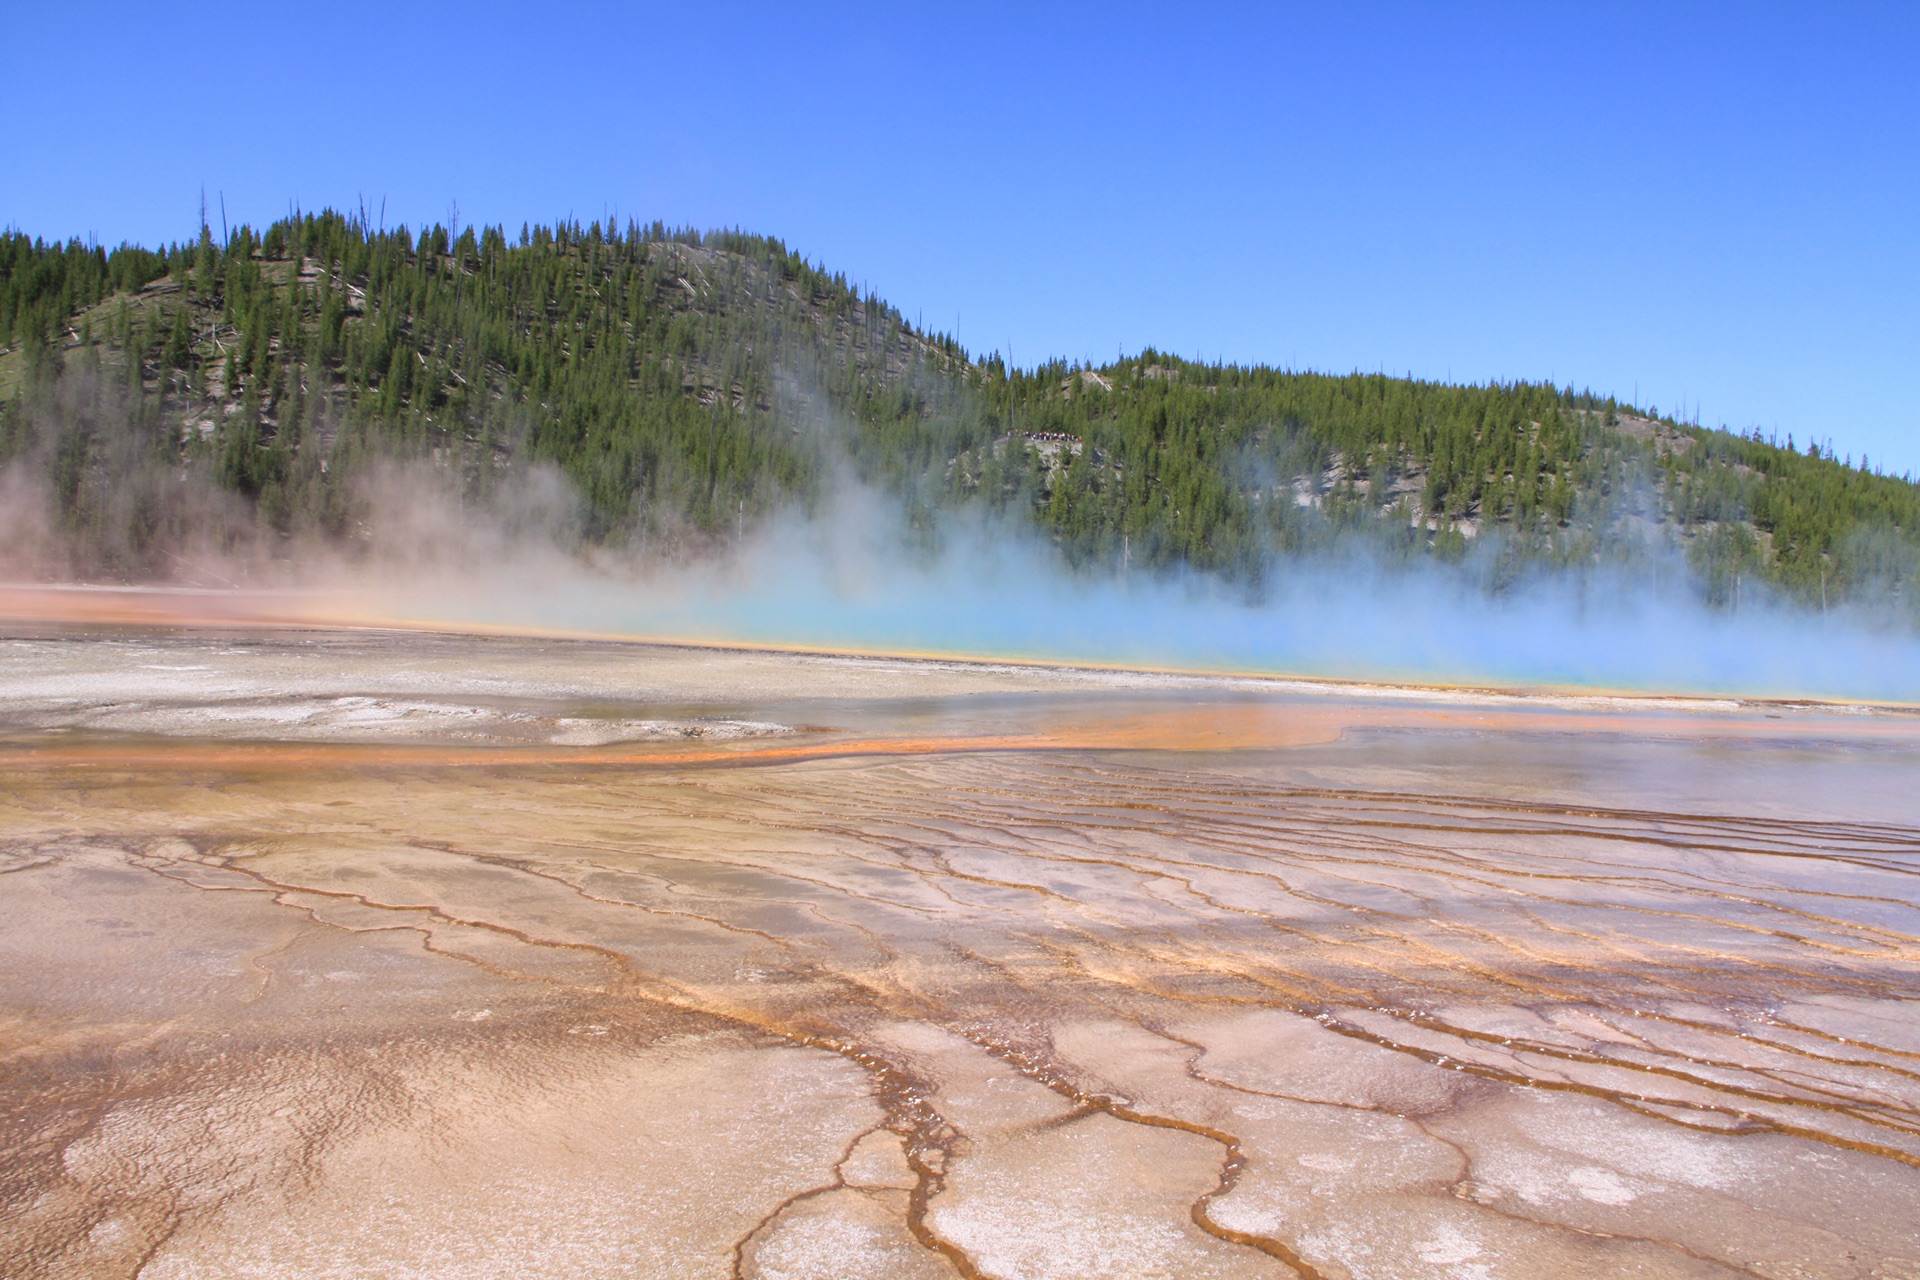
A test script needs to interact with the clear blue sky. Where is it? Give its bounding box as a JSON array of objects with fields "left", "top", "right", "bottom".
[{"left": 7, "top": 2, "right": 1916, "bottom": 472}]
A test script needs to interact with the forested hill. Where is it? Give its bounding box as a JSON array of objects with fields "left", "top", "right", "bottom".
[{"left": 3, "top": 213, "right": 1917, "bottom": 616}]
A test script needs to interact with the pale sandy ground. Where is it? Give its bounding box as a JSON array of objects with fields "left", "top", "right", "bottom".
[{"left": 3, "top": 627, "right": 1919, "bottom": 1279}]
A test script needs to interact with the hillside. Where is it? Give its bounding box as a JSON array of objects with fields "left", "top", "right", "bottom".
[{"left": 3, "top": 213, "right": 1917, "bottom": 616}]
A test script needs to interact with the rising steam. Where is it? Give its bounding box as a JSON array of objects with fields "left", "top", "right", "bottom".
[
  {"left": 316, "top": 469, "right": 1919, "bottom": 705},
  {"left": 5, "top": 383, "right": 1917, "bottom": 705}
]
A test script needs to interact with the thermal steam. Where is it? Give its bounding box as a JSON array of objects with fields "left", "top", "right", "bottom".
[
  {"left": 5, "top": 394, "right": 1917, "bottom": 704},
  {"left": 335, "top": 468, "right": 1920, "bottom": 704}
]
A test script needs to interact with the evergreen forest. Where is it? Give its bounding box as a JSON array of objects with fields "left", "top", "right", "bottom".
[{"left": 3, "top": 212, "right": 1917, "bottom": 619}]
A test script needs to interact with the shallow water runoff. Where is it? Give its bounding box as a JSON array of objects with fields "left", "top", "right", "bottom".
[{"left": 3, "top": 625, "right": 1918, "bottom": 1279}]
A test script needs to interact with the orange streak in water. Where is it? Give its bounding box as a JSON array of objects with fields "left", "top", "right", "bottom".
[
  {"left": 0, "top": 735, "right": 1041, "bottom": 772},
  {"left": 4, "top": 699, "right": 1915, "bottom": 776},
  {"left": 0, "top": 707, "right": 1353, "bottom": 772}
]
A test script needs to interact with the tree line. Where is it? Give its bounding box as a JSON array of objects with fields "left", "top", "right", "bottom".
[{"left": 1, "top": 213, "right": 1915, "bottom": 617}]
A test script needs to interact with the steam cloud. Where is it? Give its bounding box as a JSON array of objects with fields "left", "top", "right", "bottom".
[
  {"left": 328, "top": 471, "right": 1920, "bottom": 705},
  {"left": 5, "top": 386, "right": 1918, "bottom": 705}
]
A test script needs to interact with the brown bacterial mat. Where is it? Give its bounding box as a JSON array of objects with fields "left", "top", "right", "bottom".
[{"left": 3, "top": 626, "right": 1918, "bottom": 1279}]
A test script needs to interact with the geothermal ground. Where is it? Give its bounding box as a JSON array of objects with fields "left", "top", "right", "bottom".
[{"left": 2, "top": 625, "right": 1919, "bottom": 1279}]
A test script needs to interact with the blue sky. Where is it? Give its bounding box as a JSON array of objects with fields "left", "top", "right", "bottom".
[{"left": 7, "top": 2, "right": 1915, "bottom": 472}]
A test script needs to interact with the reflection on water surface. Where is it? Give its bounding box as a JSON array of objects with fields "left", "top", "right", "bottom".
[{"left": 2, "top": 629, "right": 1918, "bottom": 1278}]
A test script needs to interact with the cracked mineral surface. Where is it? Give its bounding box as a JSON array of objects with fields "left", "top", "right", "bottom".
[{"left": 2, "top": 626, "right": 1918, "bottom": 1279}]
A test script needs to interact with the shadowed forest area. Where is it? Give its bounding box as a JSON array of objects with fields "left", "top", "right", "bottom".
[{"left": 3, "top": 212, "right": 1917, "bottom": 619}]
